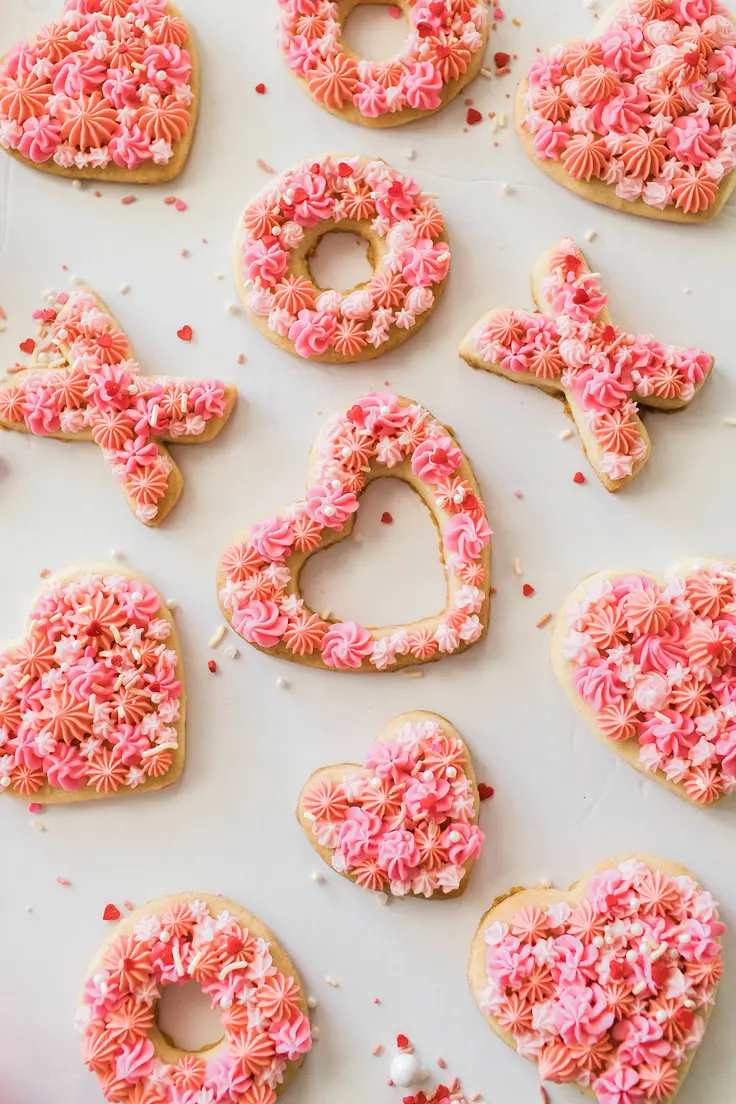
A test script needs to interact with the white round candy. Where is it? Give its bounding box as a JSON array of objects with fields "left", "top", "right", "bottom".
[{"left": 390, "top": 1054, "right": 422, "bottom": 1087}]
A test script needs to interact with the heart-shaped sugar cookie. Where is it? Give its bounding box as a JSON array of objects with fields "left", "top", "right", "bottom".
[
  {"left": 217, "top": 393, "right": 492, "bottom": 671},
  {"left": 0, "top": 1, "right": 199, "bottom": 182},
  {"left": 516, "top": 0, "right": 736, "bottom": 222},
  {"left": 553, "top": 558, "right": 736, "bottom": 806},
  {"left": 0, "top": 285, "right": 236, "bottom": 525},
  {"left": 469, "top": 855, "right": 724, "bottom": 1102},
  {"left": 0, "top": 563, "right": 184, "bottom": 803},
  {"left": 78, "top": 892, "right": 312, "bottom": 1102},
  {"left": 298, "top": 711, "right": 484, "bottom": 898},
  {"left": 460, "top": 237, "right": 713, "bottom": 492}
]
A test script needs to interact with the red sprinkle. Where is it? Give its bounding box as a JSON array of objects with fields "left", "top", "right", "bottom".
[
  {"left": 56, "top": 876, "right": 71, "bottom": 887},
  {"left": 207, "top": 659, "right": 217, "bottom": 674},
  {"left": 19, "top": 338, "right": 35, "bottom": 355},
  {"left": 120, "top": 195, "right": 136, "bottom": 205},
  {"left": 123, "top": 900, "right": 135, "bottom": 911},
  {"left": 522, "top": 583, "right": 535, "bottom": 597},
  {"left": 396, "top": 1033, "right": 410, "bottom": 1049},
  {"left": 28, "top": 803, "right": 43, "bottom": 814},
  {"left": 102, "top": 904, "right": 121, "bottom": 921},
  {"left": 381, "top": 512, "right": 394, "bottom": 524},
  {"left": 573, "top": 471, "right": 586, "bottom": 484},
  {"left": 495, "top": 51, "right": 511, "bottom": 68},
  {"left": 494, "top": 6, "right": 505, "bottom": 17},
  {"left": 177, "top": 325, "right": 193, "bottom": 342},
  {"left": 174, "top": 199, "right": 187, "bottom": 211},
  {"left": 336, "top": 162, "right": 354, "bottom": 177},
  {"left": 466, "top": 107, "right": 482, "bottom": 125},
  {"left": 255, "top": 82, "right": 266, "bottom": 94},
  {"left": 389, "top": 4, "right": 401, "bottom": 15},
  {"left": 478, "top": 782, "right": 494, "bottom": 801},
  {"left": 675, "top": 1008, "right": 695, "bottom": 1030}
]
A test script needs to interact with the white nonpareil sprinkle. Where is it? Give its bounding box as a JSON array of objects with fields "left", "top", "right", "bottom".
[
  {"left": 376, "top": 892, "right": 388, "bottom": 906},
  {"left": 307, "top": 996, "right": 317, "bottom": 1009},
  {"left": 110, "top": 549, "right": 124, "bottom": 561},
  {"left": 559, "top": 428, "right": 574, "bottom": 440},
  {"left": 310, "top": 871, "right": 325, "bottom": 884},
  {"left": 72, "top": 180, "right": 82, "bottom": 190},
  {"left": 226, "top": 302, "right": 240, "bottom": 314},
  {"left": 325, "top": 975, "right": 339, "bottom": 988},
  {"left": 683, "top": 287, "right": 692, "bottom": 295},
  {"left": 501, "top": 182, "right": 513, "bottom": 194},
  {"left": 25, "top": 905, "right": 33, "bottom": 913},
  {"left": 276, "top": 677, "right": 289, "bottom": 689},
  {"left": 311, "top": 1026, "right": 320, "bottom": 1040},
  {"left": 404, "top": 148, "right": 416, "bottom": 160},
  {"left": 539, "top": 877, "right": 551, "bottom": 888},
  {"left": 208, "top": 625, "right": 227, "bottom": 649},
  {"left": 224, "top": 645, "right": 241, "bottom": 660},
  {"left": 584, "top": 229, "right": 598, "bottom": 242},
  {"left": 119, "top": 284, "right": 131, "bottom": 295}
]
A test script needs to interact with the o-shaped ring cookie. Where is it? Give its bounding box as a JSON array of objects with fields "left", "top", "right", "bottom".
[
  {"left": 235, "top": 154, "right": 450, "bottom": 363},
  {"left": 77, "top": 893, "right": 312, "bottom": 1103},
  {"left": 277, "top": 0, "right": 489, "bottom": 128}
]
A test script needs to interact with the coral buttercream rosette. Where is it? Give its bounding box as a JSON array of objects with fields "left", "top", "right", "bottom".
[
  {"left": 77, "top": 893, "right": 312, "bottom": 1103},
  {"left": 298, "top": 712, "right": 484, "bottom": 898},
  {"left": 460, "top": 238, "right": 713, "bottom": 491},
  {"left": 0, "top": 565, "right": 184, "bottom": 803},
  {"left": 235, "top": 154, "right": 450, "bottom": 362},
  {"left": 0, "top": 0, "right": 198, "bottom": 181},
  {"left": 0, "top": 286, "right": 236, "bottom": 525},
  {"left": 469, "top": 857, "right": 724, "bottom": 1103},
  {"left": 277, "top": 0, "right": 489, "bottom": 127},
  {"left": 517, "top": 0, "right": 736, "bottom": 221},
  {"left": 553, "top": 559, "right": 736, "bottom": 805},
  {"left": 217, "top": 393, "right": 491, "bottom": 671}
]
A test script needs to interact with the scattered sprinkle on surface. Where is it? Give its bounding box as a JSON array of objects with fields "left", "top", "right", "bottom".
[
  {"left": 325, "top": 975, "right": 339, "bottom": 988},
  {"left": 536, "top": 612, "right": 553, "bottom": 628},
  {"left": 208, "top": 625, "right": 227, "bottom": 649}
]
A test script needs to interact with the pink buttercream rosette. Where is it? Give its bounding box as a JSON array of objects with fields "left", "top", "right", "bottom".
[
  {"left": 237, "top": 155, "right": 450, "bottom": 361},
  {"left": 277, "top": 0, "right": 488, "bottom": 125},
  {"left": 300, "top": 714, "right": 484, "bottom": 897},
  {"left": 520, "top": 0, "right": 736, "bottom": 218},
  {"left": 77, "top": 895, "right": 312, "bottom": 1104},
  {"left": 0, "top": 568, "right": 182, "bottom": 800},
  {"left": 476, "top": 858, "right": 724, "bottom": 1103},
  {"left": 0, "top": 0, "right": 196, "bottom": 177},
  {"left": 218, "top": 392, "right": 491, "bottom": 670},
  {"left": 560, "top": 561, "right": 736, "bottom": 804}
]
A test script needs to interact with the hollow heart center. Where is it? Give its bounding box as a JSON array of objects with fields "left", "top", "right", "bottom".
[
  {"left": 300, "top": 478, "right": 446, "bottom": 626},
  {"left": 342, "top": 1, "right": 410, "bottom": 61}
]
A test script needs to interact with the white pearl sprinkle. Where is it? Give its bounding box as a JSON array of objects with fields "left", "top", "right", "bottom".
[
  {"left": 684, "top": 998, "right": 696, "bottom": 1009},
  {"left": 276, "top": 677, "right": 289, "bottom": 689},
  {"left": 593, "top": 936, "right": 604, "bottom": 948},
  {"left": 156, "top": 70, "right": 167, "bottom": 80},
  {"left": 160, "top": 930, "right": 171, "bottom": 943},
  {"left": 630, "top": 922, "right": 643, "bottom": 937},
  {"left": 325, "top": 975, "right": 339, "bottom": 988},
  {"left": 323, "top": 505, "right": 335, "bottom": 517},
  {"left": 626, "top": 949, "right": 638, "bottom": 962},
  {"left": 307, "top": 996, "right": 317, "bottom": 1009},
  {"left": 310, "top": 871, "right": 324, "bottom": 884},
  {"left": 655, "top": 1009, "right": 667, "bottom": 1023},
  {"left": 449, "top": 831, "right": 461, "bottom": 843},
  {"left": 453, "top": 491, "right": 465, "bottom": 504},
  {"left": 131, "top": 591, "right": 143, "bottom": 603},
  {"left": 341, "top": 446, "right": 352, "bottom": 457},
  {"left": 421, "top": 770, "right": 433, "bottom": 782},
  {"left": 446, "top": 766, "right": 457, "bottom": 779},
  {"left": 370, "top": 777, "right": 381, "bottom": 788},
  {"left": 678, "top": 933, "right": 691, "bottom": 944},
  {"left": 380, "top": 405, "right": 391, "bottom": 416}
]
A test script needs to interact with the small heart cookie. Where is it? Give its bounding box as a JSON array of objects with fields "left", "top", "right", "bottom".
[
  {"left": 78, "top": 892, "right": 312, "bottom": 1102},
  {"left": 553, "top": 557, "right": 736, "bottom": 805},
  {"left": 469, "top": 855, "right": 724, "bottom": 1102},
  {"left": 516, "top": 0, "right": 736, "bottom": 221},
  {"left": 460, "top": 237, "right": 713, "bottom": 492},
  {"left": 217, "top": 392, "right": 492, "bottom": 671},
  {"left": 298, "top": 711, "right": 484, "bottom": 899},
  {"left": 0, "top": 1, "right": 199, "bottom": 182},
  {"left": 0, "top": 285, "right": 236, "bottom": 525},
  {"left": 0, "top": 563, "right": 184, "bottom": 803}
]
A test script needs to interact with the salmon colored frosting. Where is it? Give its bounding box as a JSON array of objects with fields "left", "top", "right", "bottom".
[
  {"left": 303, "top": 717, "right": 484, "bottom": 897},
  {"left": 522, "top": 0, "right": 736, "bottom": 214},
  {"left": 77, "top": 898, "right": 312, "bottom": 1103},
  {"left": 0, "top": 570, "right": 181, "bottom": 797},
  {"left": 239, "top": 154, "right": 450, "bottom": 360},
  {"left": 0, "top": 288, "right": 230, "bottom": 523},
  {"left": 277, "top": 0, "right": 487, "bottom": 120},
  {"left": 218, "top": 392, "right": 491, "bottom": 669},
  {"left": 480, "top": 859, "right": 724, "bottom": 1102},
  {"left": 0, "top": 0, "right": 193, "bottom": 171},
  {"left": 562, "top": 562, "right": 736, "bottom": 804},
  {"left": 469, "top": 239, "right": 712, "bottom": 484}
]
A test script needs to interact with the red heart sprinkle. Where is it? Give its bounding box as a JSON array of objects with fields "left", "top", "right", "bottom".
[
  {"left": 177, "top": 325, "right": 193, "bottom": 342},
  {"left": 226, "top": 934, "right": 243, "bottom": 955},
  {"left": 415, "top": 1093, "right": 427, "bottom": 1104},
  {"left": 601, "top": 324, "right": 617, "bottom": 343},
  {"left": 573, "top": 288, "right": 590, "bottom": 305},
  {"left": 416, "top": 20, "right": 433, "bottom": 36},
  {"left": 402, "top": 1098, "right": 415, "bottom": 1104},
  {"left": 522, "top": 584, "right": 535, "bottom": 597},
  {"left": 388, "top": 180, "right": 405, "bottom": 198},
  {"left": 347, "top": 404, "right": 364, "bottom": 424},
  {"left": 396, "top": 1033, "right": 410, "bottom": 1048},
  {"left": 430, "top": 1, "right": 445, "bottom": 14},
  {"left": 683, "top": 50, "right": 700, "bottom": 66},
  {"left": 675, "top": 1008, "right": 695, "bottom": 1030},
  {"left": 310, "top": 162, "right": 321, "bottom": 173},
  {"left": 431, "top": 447, "right": 448, "bottom": 465},
  {"left": 478, "top": 782, "right": 494, "bottom": 800},
  {"left": 103, "top": 904, "right": 121, "bottom": 921},
  {"left": 562, "top": 253, "right": 580, "bottom": 273},
  {"left": 573, "top": 471, "right": 586, "bottom": 484},
  {"left": 96, "top": 332, "right": 112, "bottom": 348},
  {"left": 651, "top": 962, "right": 670, "bottom": 987},
  {"left": 381, "top": 512, "right": 393, "bottom": 524},
  {"left": 292, "top": 187, "right": 307, "bottom": 204},
  {"left": 28, "top": 802, "right": 42, "bottom": 813},
  {"left": 337, "top": 162, "right": 353, "bottom": 177},
  {"left": 19, "top": 338, "right": 35, "bottom": 354},
  {"left": 466, "top": 107, "right": 483, "bottom": 125},
  {"left": 494, "top": 51, "right": 511, "bottom": 68},
  {"left": 255, "top": 82, "right": 266, "bottom": 94}
]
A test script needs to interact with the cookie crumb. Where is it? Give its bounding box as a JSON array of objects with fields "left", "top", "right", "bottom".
[
  {"left": 500, "top": 182, "right": 513, "bottom": 194},
  {"left": 479, "top": 66, "right": 492, "bottom": 78},
  {"left": 30, "top": 820, "right": 45, "bottom": 832},
  {"left": 536, "top": 612, "right": 553, "bottom": 628},
  {"left": 311, "top": 1026, "right": 320, "bottom": 1040},
  {"left": 226, "top": 302, "right": 240, "bottom": 314},
  {"left": 39, "top": 567, "right": 51, "bottom": 579},
  {"left": 208, "top": 625, "right": 227, "bottom": 649},
  {"left": 72, "top": 179, "right": 83, "bottom": 190},
  {"left": 353, "top": 531, "right": 364, "bottom": 543},
  {"left": 325, "top": 975, "right": 339, "bottom": 988}
]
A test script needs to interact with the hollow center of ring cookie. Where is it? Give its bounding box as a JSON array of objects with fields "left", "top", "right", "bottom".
[
  {"left": 156, "top": 979, "right": 225, "bottom": 1055},
  {"left": 341, "top": 0, "right": 409, "bottom": 62},
  {"left": 307, "top": 228, "right": 376, "bottom": 294}
]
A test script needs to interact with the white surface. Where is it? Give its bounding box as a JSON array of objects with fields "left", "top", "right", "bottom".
[{"left": 0, "top": 1, "right": 735, "bottom": 1102}]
